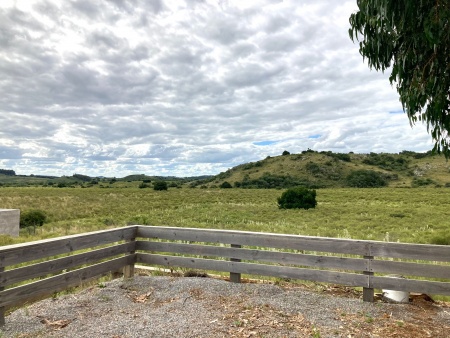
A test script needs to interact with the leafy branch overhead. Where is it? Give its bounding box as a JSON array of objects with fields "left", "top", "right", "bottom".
[{"left": 349, "top": 0, "right": 450, "bottom": 157}]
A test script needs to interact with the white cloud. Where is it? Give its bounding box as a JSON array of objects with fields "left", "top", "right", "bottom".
[{"left": 0, "top": 0, "right": 435, "bottom": 177}]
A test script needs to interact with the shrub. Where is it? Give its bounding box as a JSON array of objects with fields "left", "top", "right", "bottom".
[
  {"left": 20, "top": 209, "right": 47, "bottom": 228},
  {"left": 305, "top": 162, "right": 321, "bottom": 175},
  {"left": 411, "top": 177, "right": 434, "bottom": 187},
  {"left": 282, "top": 150, "right": 290, "bottom": 156},
  {"left": 430, "top": 234, "right": 450, "bottom": 245},
  {"left": 153, "top": 181, "right": 168, "bottom": 191},
  {"left": 277, "top": 187, "right": 317, "bottom": 210},
  {"left": 138, "top": 183, "right": 150, "bottom": 189},
  {"left": 220, "top": 181, "right": 232, "bottom": 189},
  {"left": 346, "top": 170, "right": 387, "bottom": 187}
]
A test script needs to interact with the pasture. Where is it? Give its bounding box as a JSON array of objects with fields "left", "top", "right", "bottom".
[{"left": 0, "top": 186, "right": 449, "bottom": 247}]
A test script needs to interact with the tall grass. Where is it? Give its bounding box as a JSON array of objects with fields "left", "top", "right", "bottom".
[{"left": 0, "top": 186, "right": 449, "bottom": 246}]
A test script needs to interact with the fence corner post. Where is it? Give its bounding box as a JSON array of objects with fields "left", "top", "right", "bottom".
[
  {"left": 123, "top": 236, "right": 136, "bottom": 279},
  {"left": 230, "top": 244, "right": 241, "bottom": 283},
  {"left": 363, "top": 255, "right": 374, "bottom": 302}
]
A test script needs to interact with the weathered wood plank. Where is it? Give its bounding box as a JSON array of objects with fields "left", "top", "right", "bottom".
[
  {"left": 369, "top": 242, "right": 450, "bottom": 262},
  {"left": 0, "top": 242, "right": 135, "bottom": 287},
  {"left": 0, "top": 255, "right": 134, "bottom": 308},
  {"left": 371, "top": 275, "right": 450, "bottom": 296},
  {"left": 0, "top": 227, "right": 136, "bottom": 268},
  {"left": 371, "top": 260, "right": 450, "bottom": 279},
  {"left": 136, "top": 241, "right": 368, "bottom": 271},
  {"left": 136, "top": 226, "right": 370, "bottom": 255},
  {"left": 136, "top": 253, "right": 368, "bottom": 287},
  {"left": 137, "top": 226, "right": 450, "bottom": 261}
]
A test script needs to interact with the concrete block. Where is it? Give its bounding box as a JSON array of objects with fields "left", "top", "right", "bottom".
[{"left": 0, "top": 209, "right": 20, "bottom": 237}]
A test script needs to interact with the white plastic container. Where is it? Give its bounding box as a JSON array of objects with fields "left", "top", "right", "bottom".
[{"left": 383, "top": 289, "right": 410, "bottom": 303}]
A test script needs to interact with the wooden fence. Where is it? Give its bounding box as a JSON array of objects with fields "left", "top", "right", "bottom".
[{"left": 1, "top": 225, "right": 450, "bottom": 325}]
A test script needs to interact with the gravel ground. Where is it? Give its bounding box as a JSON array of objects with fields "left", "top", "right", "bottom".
[{"left": 1, "top": 276, "right": 449, "bottom": 337}]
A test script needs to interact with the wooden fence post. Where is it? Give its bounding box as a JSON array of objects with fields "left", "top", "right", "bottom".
[
  {"left": 363, "top": 255, "right": 374, "bottom": 302},
  {"left": 0, "top": 266, "right": 5, "bottom": 326},
  {"left": 123, "top": 237, "right": 136, "bottom": 279},
  {"left": 230, "top": 244, "right": 241, "bottom": 283}
]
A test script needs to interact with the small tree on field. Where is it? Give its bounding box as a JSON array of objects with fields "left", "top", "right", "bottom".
[
  {"left": 153, "top": 181, "right": 168, "bottom": 191},
  {"left": 220, "top": 181, "right": 232, "bottom": 188},
  {"left": 20, "top": 209, "right": 47, "bottom": 228},
  {"left": 277, "top": 187, "right": 317, "bottom": 210},
  {"left": 282, "top": 150, "right": 290, "bottom": 156}
]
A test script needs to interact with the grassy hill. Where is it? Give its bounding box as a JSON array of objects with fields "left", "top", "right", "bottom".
[
  {"left": 1, "top": 150, "right": 449, "bottom": 189},
  {"left": 193, "top": 150, "right": 450, "bottom": 189}
]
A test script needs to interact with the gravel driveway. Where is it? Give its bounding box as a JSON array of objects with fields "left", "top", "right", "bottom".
[{"left": 1, "top": 276, "right": 449, "bottom": 337}]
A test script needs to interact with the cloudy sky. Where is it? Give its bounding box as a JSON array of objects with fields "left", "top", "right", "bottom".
[{"left": 0, "top": 0, "right": 434, "bottom": 178}]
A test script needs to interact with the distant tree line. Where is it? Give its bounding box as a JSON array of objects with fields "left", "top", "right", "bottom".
[{"left": 0, "top": 169, "right": 16, "bottom": 176}]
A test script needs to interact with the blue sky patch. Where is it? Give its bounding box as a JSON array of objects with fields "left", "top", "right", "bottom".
[
  {"left": 389, "top": 110, "right": 404, "bottom": 114},
  {"left": 253, "top": 140, "right": 278, "bottom": 146},
  {"left": 308, "top": 134, "right": 321, "bottom": 139}
]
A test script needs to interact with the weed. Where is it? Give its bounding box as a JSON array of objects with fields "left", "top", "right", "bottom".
[
  {"left": 98, "top": 295, "right": 112, "bottom": 302},
  {"left": 311, "top": 325, "right": 321, "bottom": 337},
  {"left": 365, "top": 313, "right": 374, "bottom": 323}
]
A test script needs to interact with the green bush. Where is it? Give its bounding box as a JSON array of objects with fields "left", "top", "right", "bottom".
[
  {"left": 20, "top": 209, "right": 47, "bottom": 228},
  {"left": 430, "top": 234, "right": 450, "bottom": 245},
  {"left": 220, "top": 181, "right": 232, "bottom": 188},
  {"left": 153, "top": 181, "right": 168, "bottom": 191},
  {"left": 346, "top": 170, "right": 387, "bottom": 187},
  {"left": 411, "top": 177, "right": 434, "bottom": 187},
  {"left": 277, "top": 187, "right": 317, "bottom": 210},
  {"left": 305, "top": 162, "right": 321, "bottom": 175}
]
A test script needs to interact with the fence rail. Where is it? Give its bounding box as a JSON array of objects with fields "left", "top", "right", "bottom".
[{"left": 1, "top": 225, "right": 450, "bottom": 326}]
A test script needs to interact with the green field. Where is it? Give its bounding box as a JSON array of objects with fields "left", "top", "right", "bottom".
[{"left": 1, "top": 186, "right": 449, "bottom": 247}]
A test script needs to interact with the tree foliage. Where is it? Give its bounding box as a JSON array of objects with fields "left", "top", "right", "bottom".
[
  {"left": 220, "top": 181, "right": 232, "bottom": 188},
  {"left": 277, "top": 187, "right": 317, "bottom": 210},
  {"left": 153, "top": 181, "right": 168, "bottom": 191},
  {"left": 349, "top": 1, "right": 450, "bottom": 157},
  {"left": 20, "top": 209, "right": 47, "bottom": 228},
  {"left": 0, "top": 169, "right": 16, "bottom": 176}
]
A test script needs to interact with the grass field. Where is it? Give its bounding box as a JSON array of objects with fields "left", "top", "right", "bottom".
[{"left": 0, "top": 186, "right": 449, "bottom": 247}]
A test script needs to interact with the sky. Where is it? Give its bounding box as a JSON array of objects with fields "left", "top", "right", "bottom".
[{"left": 0, "top": 0, "right": 434, "bottom": 178}]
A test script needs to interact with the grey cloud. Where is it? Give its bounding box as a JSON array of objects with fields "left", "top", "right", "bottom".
[
  {"left": 225, "top": 63, "right": 285, "bottom": 88},
  {"left": 0, "top": 146, "right": 23, "bottom": 159},
  {"left": 70, "top": 0, "right": 101, "bottom": 20}
]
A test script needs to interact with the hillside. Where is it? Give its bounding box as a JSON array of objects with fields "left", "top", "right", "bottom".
[
  {"left": 1, "top": 150, "right": 449, "bottom": 189},
  {"left": 193, "top": 150, "right": 450, "bottom": 189}
]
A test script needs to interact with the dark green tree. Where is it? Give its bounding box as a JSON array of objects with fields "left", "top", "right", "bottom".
[
  {"left": 20, "top": 209, "right": 47, "bottom": 228},
  {"left": 349, "top": 1, "right": 450, "bottom": 157},
  {"left": 277, "top": 187, "right": 317, "bottom": 210},
  {"left": 153, "top": 181, "right": 168, "bottom": 191},
  {"left": 220, "top": 181, "right": 232, "bottom": 188}
]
